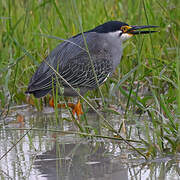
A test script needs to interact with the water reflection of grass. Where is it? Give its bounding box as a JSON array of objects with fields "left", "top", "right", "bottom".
[{"left": 0, "top": 0, "right": 179, "bottom": 158}]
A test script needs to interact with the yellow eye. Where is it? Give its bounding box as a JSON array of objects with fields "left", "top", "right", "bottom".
[{"left": 121, "top": 26, "right": 130, "bottom": 32}]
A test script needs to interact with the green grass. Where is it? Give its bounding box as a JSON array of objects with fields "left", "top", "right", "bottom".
[{"left": 0, "top": 0, "right": 180, "bottom": 158}]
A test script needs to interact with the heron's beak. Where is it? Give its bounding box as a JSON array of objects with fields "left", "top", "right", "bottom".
[{"left": 126, "top": 25, "right": 159, "bottom": 35}]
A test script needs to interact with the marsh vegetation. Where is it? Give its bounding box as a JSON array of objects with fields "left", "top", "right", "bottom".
[{"left": 0, "top": 0, "right": 179, "bottom": 179}]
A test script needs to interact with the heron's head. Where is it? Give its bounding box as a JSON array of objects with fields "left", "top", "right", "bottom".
[{"left": 92, "top": 21, "right": 158, "bottom": 42}]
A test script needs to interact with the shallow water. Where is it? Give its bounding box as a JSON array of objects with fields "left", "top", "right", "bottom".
[{"left": 0, "top": 105, "right": 179, "bottom": 180}]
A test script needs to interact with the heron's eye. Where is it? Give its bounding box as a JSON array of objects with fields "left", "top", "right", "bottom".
[{"left": 121, "top": 26, "right": 129, "bottom": 33}]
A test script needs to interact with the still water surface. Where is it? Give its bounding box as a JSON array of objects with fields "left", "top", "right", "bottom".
[{"left": 0, "top": 105, "right": 179, "bottom": 180}]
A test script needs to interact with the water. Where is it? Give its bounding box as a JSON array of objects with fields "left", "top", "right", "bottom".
[{"left": 0, "top": 105, "right": 179, "bottom": 180}]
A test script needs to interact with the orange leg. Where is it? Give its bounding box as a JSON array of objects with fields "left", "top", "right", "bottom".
[
  {"left": 71, "top": 99, "right": 83, "bottom": 117},
  {"left": 49, "top": 98, "right": 83, "bottom": 118}
]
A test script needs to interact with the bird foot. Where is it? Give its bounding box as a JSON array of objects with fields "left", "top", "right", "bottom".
[
  {"left": 49, "top": 98, "right": 83, "bottom": 118},
  {"left": 71, "top": 100, "right": 83, "bottom": 118}
]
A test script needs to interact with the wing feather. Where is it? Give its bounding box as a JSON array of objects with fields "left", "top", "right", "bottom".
[{"left": 27, "top": 32, "right": 113, "bottom": 96}]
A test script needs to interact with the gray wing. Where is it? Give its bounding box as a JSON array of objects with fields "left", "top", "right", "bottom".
[
  {"left": 26, "top": 32, "right": 113, "bottom": 97},
  {"left": 60, "top": 56, "right": 112, "bottom": 88}
]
